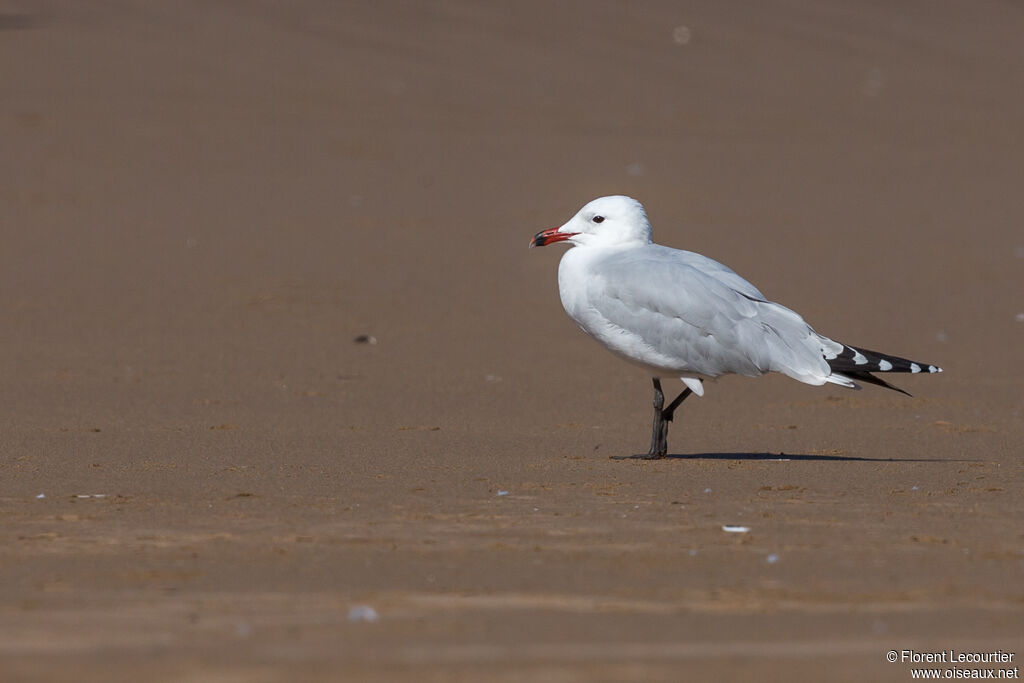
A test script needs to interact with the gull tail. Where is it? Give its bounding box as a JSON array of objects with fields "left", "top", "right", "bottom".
[{"left": 825, "top": 343, "right": 942, "bottom": 397}]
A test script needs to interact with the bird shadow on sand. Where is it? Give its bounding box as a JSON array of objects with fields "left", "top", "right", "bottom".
[{"left": 651, "top": 452, "right": 975, "bottom": 463}]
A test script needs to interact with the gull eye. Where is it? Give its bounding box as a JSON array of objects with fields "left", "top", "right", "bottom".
[{"left": 592, "top": 215, "right": 605, "bottom": 224}]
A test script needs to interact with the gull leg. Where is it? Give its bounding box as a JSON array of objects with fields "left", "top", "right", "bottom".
[
  {"left": 613, "top": 378, "right": 694, "bottom": 460},
  {"left": 650, "top": 379, "right": 670, "bottom": 458},
  {"left": 663, "top": 385, "right": 693, "bottom": 423},
  {"left": 645, "top": 378, "right": 668, "bottom": 458}
]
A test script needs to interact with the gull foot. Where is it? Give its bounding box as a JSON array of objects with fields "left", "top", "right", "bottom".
[{"left": 609, "top": 452, "right": 666, "bottom": 460}]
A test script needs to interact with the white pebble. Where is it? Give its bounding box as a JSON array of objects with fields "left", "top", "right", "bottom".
[
  {"left": 347, "top": 606, "right": 379, "bottom": 623},
  {"left": 497, "top": 490, "right": 509, "bottom": 496},
  {"left": 766, "top": 553, "right": 780, "bottom": 564},
  {"left": 722, "top": 525, "right": 750, "bottom": 533}
]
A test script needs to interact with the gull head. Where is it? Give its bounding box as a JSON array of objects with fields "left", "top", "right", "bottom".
[{"left": 530, "top": 196, "right": 653, "bottom": 248}]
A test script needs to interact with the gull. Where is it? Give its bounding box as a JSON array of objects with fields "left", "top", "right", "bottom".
[{"left": 530, "top": 196, "right": 941, "bottom": 459}]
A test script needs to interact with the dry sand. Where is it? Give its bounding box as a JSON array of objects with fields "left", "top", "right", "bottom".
[{"left": 1, "top": 1, "right": 1022, "bottom": 681}]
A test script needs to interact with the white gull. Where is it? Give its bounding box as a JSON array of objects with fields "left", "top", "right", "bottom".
[{"left": 530, "top": 195, "right": 941, "bottom": 459}]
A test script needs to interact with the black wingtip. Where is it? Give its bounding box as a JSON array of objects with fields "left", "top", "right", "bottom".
[
  {"left": 827, "top": 343, "right": 941, "bottom": 379},
  {"left": 846, "top": 371, "right": 913, "bottom": 397}
]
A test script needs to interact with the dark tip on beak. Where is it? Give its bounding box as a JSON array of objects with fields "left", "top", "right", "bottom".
[{"left": 529, "top": 227, "right": 576, "bottom": 249}]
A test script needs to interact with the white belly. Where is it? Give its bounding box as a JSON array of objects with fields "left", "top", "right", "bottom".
[{"left": 557, "top": 247, "right": 702, "bottom": 378}]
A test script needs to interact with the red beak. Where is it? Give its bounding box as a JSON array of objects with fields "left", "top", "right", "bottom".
[{"left": 529, "top": 227, "right": 578, "bottom": 248}]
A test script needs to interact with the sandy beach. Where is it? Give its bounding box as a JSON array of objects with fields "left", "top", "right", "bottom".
[{"left": 1, "top": 1, "right": 1022, "bottom": 680}]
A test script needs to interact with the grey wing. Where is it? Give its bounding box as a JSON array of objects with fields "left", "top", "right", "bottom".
[
  {"left": 656, "top": 247, "right": 769, "bottom": 302},
  {"left": 589, "top": 254, "right": 833, "bottom": 383}
]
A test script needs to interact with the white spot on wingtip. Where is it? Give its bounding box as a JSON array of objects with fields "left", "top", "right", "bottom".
[
  {"left": 910, "top": 363, "right": 921, "bottom": 373},
  {"left": 878, "top": 359, "right": 893, "bottom": 371},
  {"left": 929, "top": 365, "right": 941, "bottom": 373},
  {"left": 852, "top": 351, "right": 868, "bottom": 365}
]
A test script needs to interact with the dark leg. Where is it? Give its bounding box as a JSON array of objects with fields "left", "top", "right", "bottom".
[
  {"left": 611, "top": 378, "right": 694, "bottom": 460},
  {"left": 663, "top": 384, "right": 693, "bottom": 422},
  {"left": 647, "top": 378, "right": 670, "bottom": 458}
]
